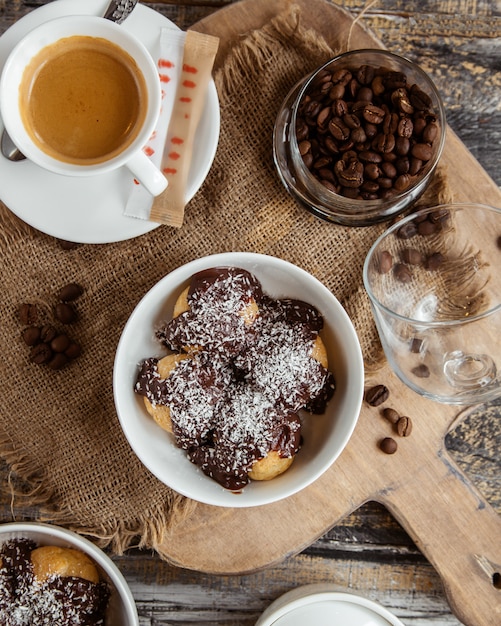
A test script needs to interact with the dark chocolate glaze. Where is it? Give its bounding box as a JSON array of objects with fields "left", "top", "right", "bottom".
[
  {"left": 0, "top": 539, "right": 109, "bottom": 625},
  {"left": 136, "top": 267, "right": 336, "bottom": 491}
]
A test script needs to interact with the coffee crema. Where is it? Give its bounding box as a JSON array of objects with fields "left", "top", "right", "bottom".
[{"left": 19, "top": 35, "right": 148, "bottom": 164}]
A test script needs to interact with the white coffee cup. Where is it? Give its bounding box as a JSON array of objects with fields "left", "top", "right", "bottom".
[{"left": 0, "top": 15, "right": 167, "bottom": 196}]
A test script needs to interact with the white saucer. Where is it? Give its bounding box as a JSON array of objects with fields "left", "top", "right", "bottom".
[{"left": 0, "top": 0, "right": 220, "bottom": 244}]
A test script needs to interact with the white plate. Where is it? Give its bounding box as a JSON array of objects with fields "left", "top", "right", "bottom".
[
  {"left": 255, "top": 584, "right": 406, "bottom": 626},
  {"left": 0, "top": 521, "right": 138, "bottom": 626},
  {"left": 0, "top": 0, "right": 220, "bottom": 243},
  {"left": 113, "top": 252, "right": 364, "bottom": 508}
]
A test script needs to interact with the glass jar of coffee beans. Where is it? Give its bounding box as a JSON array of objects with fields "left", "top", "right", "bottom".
[{"left": 273, "top": 49, "right": 446, "bottom": 226}]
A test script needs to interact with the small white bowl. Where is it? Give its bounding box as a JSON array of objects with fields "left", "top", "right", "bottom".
[
  {"left": 256, "top": 584, "right": 405, "bottom": 625},
  {"left": 0, "top": 522, "right": 138, "bottom": 626},
  {"left": 113, "top": 252, "right": 364, "bottom": 507}
]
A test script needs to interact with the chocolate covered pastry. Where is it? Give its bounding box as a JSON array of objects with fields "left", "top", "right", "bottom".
[
  {"left": 135, "top": 267, "right": 335, "bottom": 490},
  {"left": 0, "top": 538, "right": 109, "bottom": 625}
]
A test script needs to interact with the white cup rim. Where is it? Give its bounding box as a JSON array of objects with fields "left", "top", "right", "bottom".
[{"left": 0, "top": 14, "right": 162, "bottom": 178}]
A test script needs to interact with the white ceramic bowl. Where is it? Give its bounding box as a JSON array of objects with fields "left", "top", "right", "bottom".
[
  {"left": 0, "top": 521, "right": 138, "bottom": 626},
  {"left": 113, "top": 252, "right": 364, "bottom": 507},
  {"left": 256, "top": 584, "right": 405, "bottom": 625}
]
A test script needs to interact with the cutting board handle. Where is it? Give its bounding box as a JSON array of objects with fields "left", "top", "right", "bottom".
[{"left": 379, "top": 445, "right": 501, "bottom": 626}]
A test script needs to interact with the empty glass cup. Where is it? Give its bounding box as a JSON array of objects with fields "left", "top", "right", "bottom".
[{"left": 363, "top": 203, "right": 501, "bottom": 404}]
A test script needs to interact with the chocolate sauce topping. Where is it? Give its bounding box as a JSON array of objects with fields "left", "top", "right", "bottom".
[
  {"left": 136, "top": 267, "right": 336, "bottom": 491},
  {"left": 0, "top": 539, "right": 109, "bottom": 625}
]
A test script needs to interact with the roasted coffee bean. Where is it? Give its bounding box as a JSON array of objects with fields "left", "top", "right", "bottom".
[
  {"left": 395, "top": 136, "right": 410, "bottom": 156},
  {"left": 56, "top": 282, "right": 84, "bottom": 302},
  {"left": 412, "top": 364, "right": 430, "bottom": 378},
  {"left": 50, "top": 334, "right": 71, "bottom": 353},
  {"left": 365, "top": 384, "right": 390, "bottom": 406},
  {"left": 357, "top": 64, "right": 375, "bottom": 85},
  {"left": 428, "top": 208, "right": 450, "bottom": 224},
  {"left": 410, "top": 337, "right": 424, "bottom": 353},
  {"left": 48, "top": 353, "right": 69, "bottom": 370},
  {"left": 409, "top": 157, "right": 423, "bottom": 176},
  {"left": 396, "top": 220, "right": 418, "bottom": 239},
  {"left": 401, "top": 248, "right": 423, "bottom": 265},
  {"left": 394, "top": 174, "right": 411, "bottom": 192},
  {"left": 423, "top": 122, "right": 438, "bottom": 143},
  {"left": 394, "top": 262, "right": 413, "bottom": 283},
  {"left": 380, "top": 437, "right": 398, "bottom": 454},
  {"left": 30, "top": 343, "right": 53, "bottom": 365},
  {"left": 364, "top": 163, "right": 381, "bottom": 180},
  {"left": 40, "top": 324, "right": 58, "bottom": 343},
  {"left": 18, "top": 303, "right": 39, "bottom": 325},
  {"left": 65, "top": 341, "right": 82, "bottom": 360},
  {"left": 54, "top": 302, "right": 78, "bottom": 324},
  {"left": 298, "top": 140, "right": 311, "bottom": 156},
  {"left": 335, "top": 159, "right": 364, "bottom": 188},
  {"left": 382, "top": 407, "right": 400, "bottom": 424},
  {"left": 425, "top": 251, "right": 445, "bottom": 270},
  {"left": 417, "top": 219, "right": 438, "bottom": 236},
  {"left": 411, "top": 143, "right": 433, "bottom": 161},
  {"left": 329, "top": 117, "right": 351, "bottom": 141},
  {"left": 377, "top": 250, "right": 393, "bottom": 274},
  {"left": 409, "top": 84, "right": 432, "bottom": 110},
  {"left": 396, "top": 416, "right": 413, "bottom": 437},
  {"left": 397, "top": 117, "right": 414, "bottom": 138},
  {"left": 361, "top": 103, "right": 385, "bottom": 124},
  {"left": 497, "top": 235, "right": 501, "bottom": 250},
  {"left": 22, "top": 326, "right": 41, "bottom": 346}
]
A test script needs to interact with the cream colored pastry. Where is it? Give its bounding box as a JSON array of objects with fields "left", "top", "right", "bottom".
[
  {"left": 30, "top": 546, "right": 99, "bottom": 584},
  {"left": 248, "top": 450, "right": 294, "bottom": 481},
  {"left": 143, "top": 353, "right": 189, "bottom": 433}
]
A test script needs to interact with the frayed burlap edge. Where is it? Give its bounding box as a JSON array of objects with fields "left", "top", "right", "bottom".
[{"left": 0, "top": 432, "right": 197, "bottom": 556}]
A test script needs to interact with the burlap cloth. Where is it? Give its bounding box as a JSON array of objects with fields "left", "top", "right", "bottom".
[{"left": 0, "top": 5, "right": 453, "bottom": 558}]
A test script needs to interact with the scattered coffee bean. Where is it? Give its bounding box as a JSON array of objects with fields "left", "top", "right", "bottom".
[
  {"left": 396, "top": 220, "right": 418, "bottom": 239},
  {"left": 412, "top": 364, "right": 430, "bottom": 378},
  {"left": 377, "top": 250, "right": 393, "bottom": 273},
  {"left": 410, "top": 337, "right": 423, "bottom": 353},
  {"left": 425, "top": 251, "right": 444, "bottom": 270},
  {"left": 380, "top": 437, "right": 398, "bottom": 454},
  {"left": 48, "top": 353, "right": 69, "bottom": 370},
  {"left": 54, "top": 302, "right": 78, "bottom": 324},
  {"left": 56, "top": 283, "right": 84, "bottom": 302},
  {"left": 396, "top": 416, "right": 413, "bottom": 437},
  {"left": 401, "top": 247, "right": 423, "bottom": 265},
  {"left": 394, "top": 262, "right": 413, "bottom": 283},
  {"left": 294, "top": 61, "right": 439, "bottom": 201},
  {"left": 365, "top": 384, "right": 389, "bottom": 406},
  {"left": 18, "top": 303, "right": 39, "bottom": 325},
  {"left": 17, "top": 284, "right": 83, "bottom": 370},
  {"left": 497, "top": 235, "right": 501, "bottom": 250},
  {"left": 65, "top": 341, "right": 82, "bottom": 360},
  {"left": 382, "top": 407, "right": 400, "bottom": 424},
  {"left": 29, "top": 343, "right": 53, "bottom": 365},
  {"left": 21, "top": 326, "right": 41, "bottom": 346},
  {"left": 40, "top": 324, "right": 58, "bottom": 343},
  {"left": 50, "top": 334, "right": 71, "bottom": 354},
  {"left": 417, "top": 219, "right": 438, "bottom": 236}
]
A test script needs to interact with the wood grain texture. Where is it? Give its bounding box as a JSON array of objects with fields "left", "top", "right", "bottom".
[{"left": 0, "top": 1, "right": 499, "bottom": 625}]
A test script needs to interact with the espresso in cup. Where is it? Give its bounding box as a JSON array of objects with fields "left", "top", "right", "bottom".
[
  {"left": 19, "top": 35, "right": 148, "bottom": 165},
  {"left": 1, "top": 15, "right": 167, "bottom": 196}
]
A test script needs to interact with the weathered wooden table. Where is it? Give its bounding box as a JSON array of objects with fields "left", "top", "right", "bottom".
[{"left": 0, "top": 1, "right": 499, "bottom": 624}]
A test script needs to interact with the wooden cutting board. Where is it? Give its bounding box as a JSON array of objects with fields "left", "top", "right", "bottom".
[{"left": 158, "top": 1, "right": 501, "bottom": 625}]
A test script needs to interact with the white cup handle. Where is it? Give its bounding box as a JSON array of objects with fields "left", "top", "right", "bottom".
[{"left": 125, "top": 151, "right": 168, "bottom": 196}]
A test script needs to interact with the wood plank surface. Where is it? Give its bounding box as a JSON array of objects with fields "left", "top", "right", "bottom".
[{"left": 0, "top": 1, "right": 499, "bottom": 625}]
